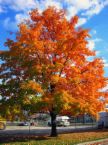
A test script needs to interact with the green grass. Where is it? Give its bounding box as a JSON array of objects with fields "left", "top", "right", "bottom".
[{"left": 1, "top": 129, "right": 108, "bottom": 145}]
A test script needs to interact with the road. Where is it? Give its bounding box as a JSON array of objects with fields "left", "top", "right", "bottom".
[{"left": 0, "top": 125, "right": 96, "bottom": 136}]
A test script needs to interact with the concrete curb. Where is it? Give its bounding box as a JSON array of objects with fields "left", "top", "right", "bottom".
[{"left": 77, "top": 138, "right": 108, "bottom": 145}]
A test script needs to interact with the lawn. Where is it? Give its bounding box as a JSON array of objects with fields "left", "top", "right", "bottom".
[{"left": 0, "top": 129, "right": 108, "bottom": 145}]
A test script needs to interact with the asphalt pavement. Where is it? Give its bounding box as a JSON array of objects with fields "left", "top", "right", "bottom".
[{"left": 0, "top": 125, "right": 96, "bottom": 136}]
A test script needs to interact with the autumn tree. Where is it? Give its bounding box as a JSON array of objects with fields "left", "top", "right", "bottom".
[{"left": 0, "top": 7, "right": 107, "bottom": 136}]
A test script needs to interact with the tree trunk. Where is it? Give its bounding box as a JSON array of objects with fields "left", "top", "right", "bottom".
[{"left": 50, "top": 108, "right": 57, "bottom": 137}]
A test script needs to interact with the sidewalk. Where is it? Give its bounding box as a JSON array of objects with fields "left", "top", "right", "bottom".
[{"left": 78, "top": 138, "right": 108, "bottom": 145}]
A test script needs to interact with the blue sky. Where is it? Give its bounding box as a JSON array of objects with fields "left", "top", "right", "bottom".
[{"left": 0, "top": 0, "right": 108, "bottom": 76}]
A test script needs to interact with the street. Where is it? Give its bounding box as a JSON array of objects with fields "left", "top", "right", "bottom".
[{"left": 0, "top": 125, "right": 96, "bottom": 136}]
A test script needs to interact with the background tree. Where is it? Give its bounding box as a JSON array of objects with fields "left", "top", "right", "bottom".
[{"left": 0, "top": 7, "right": 107, "bottom": 136}]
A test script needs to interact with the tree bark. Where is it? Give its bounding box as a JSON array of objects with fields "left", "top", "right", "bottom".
[{"left": 50, "top": 107, "right": 57, "bottom": 137}]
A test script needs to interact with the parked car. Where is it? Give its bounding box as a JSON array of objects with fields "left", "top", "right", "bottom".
[
  {"left": 47, "top": 116, "right": 70, "bottom": 127},
  {"left": 56, "top": 120, "right": 70, "bottom": 127},
  {"left": 18, "top": 122, "right": 29, "bottom": 126}
]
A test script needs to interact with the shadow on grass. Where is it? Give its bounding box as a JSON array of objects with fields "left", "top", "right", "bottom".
[
  {"left": 65, "top": 128, "right": 108, "bottom": 133},
  {"left": 0, "top": 135, "right": 51, "bottom": 144}
]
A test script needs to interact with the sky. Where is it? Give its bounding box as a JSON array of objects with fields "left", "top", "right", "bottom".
[{"left": 0, "top": 0, "right": 108, "bottom": 77}]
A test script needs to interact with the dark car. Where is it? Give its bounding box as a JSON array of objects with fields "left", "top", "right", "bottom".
[{"left": 18, "top": 122, "right": 29, "bottom": 126}]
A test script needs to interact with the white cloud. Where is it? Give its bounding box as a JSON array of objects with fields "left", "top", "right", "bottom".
[
  {"left": 40, "top": 0, "right": 62, "bottom": 10},
  {"left": 94, "top": 38, "right": 103, "bottom": 42},
  {"left": 1, "top": 0, "right": 108, "bottom": 17},
  {"left": 65, "top": 0, "right": 90, "bottom": 10},
  {"left": 4, "top": 12, "right": 29, "bottom": 31},
  {"left": 2, "top": 0, "right": 108, "bottom": 31},
  {"left": 0, "top": 6, "right": 4, "bottom": 13},
  {"left": 70, "top": 6, "right": 77, "bottom": 16},
  {"left": 92, "top": 30, "right": 97, "bottom": 35},
  {"left": 4, "top": 17, "right": 18, "bottom": 31},
  {"left": 101, "top": 58, "right": 108, "bottom": 67},
  {"left": 85, "top": 2, "right": 104, "bottom": 17},
  {"left": 11, "top": 0, "right": 37, "bottom": 11},
  {"left": 2, "top": 0, "right": 62, "bottom": 30},
  {"left": 64, "top": 0, "right": 90, "bottom": 20},
  {"left": 66, "top": 6, "right": 77, "bottom": 19},
  {"left": 104, "top": 0, "right": 108, "bottom": 4},
  {"left": 103, "top": 59, "right": 108, "bottom": 67},
  {"left": 82, "top": 0, "right": 108, "bottom": 17},
  {"left": 96, "top": 50, "right": 100, "bottom": 56},
  {"left": 0, "top": 0, "right": 37, "bottom": 12},
  {"left": 87, "top": 37, "right": 102, "bottom": 51},
  {"left": 15, "top": 13, "right": 29, "bottom": 24},
  {"left": 63, "top": 0, "right": 108, "bottom": 19},
  {"left": 76, "top": 17, "right": 87, "bottom": 27},
  {"left": 102, "top": 58, "right": 107, "bottom": 63},
  {"left": 104, "top": 63, "right": 108, "bottom": 67},
  {"left": 63, "top": 0, "right": 89, "bottom": 9},
  {"left": 87, "top": 39, "right": 95, "bottom": 51},
  {"left": 0, "top": 0, "right": 62, "bottom": 12}
]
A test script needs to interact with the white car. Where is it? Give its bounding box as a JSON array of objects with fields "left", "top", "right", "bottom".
[
  {"left": 56, "top": 120, "right": 70, "bottom": 127},
  {"left": 47, "top": 116, "right": 70, "bottom": 127}
]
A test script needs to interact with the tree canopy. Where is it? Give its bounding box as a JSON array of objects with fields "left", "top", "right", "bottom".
[{"left": 0, "top": 7, "right": 107, "bottom": 120}]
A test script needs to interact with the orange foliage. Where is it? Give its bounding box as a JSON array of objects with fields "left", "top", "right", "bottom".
[{"left": 0, "top": 7, "right": 108, "bottom": 118}]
